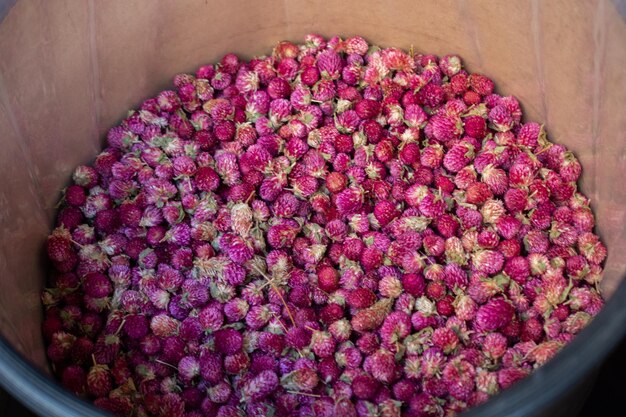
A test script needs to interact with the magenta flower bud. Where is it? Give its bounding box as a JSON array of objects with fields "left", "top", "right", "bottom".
[
  {"left": 198, "top": 305, "right": 224, "bottom": 332},
  {"left": 267, "top": 77, "right": 291, "bottom": 99},
  {"left": 72, "top": 165, "right": 99, "bottom": 188},
  {"left": 179, "top": 317, "right": 203, "bottom": 342},
  {"left": 335, "top": 110, "right": 360, "bottom": 134},
  {"left": 213, "top": 328, "right": 243, "bottom": 355},
  {"left": 156, "top": 90, "right": 181, "bottom": 113},
  {"left": 266, "top": 220, "right": 300, "bottom": 249},
  {"left": 177, "top": 355, "right": 200, "bottom": 381},
  {"left": 475, "top": 298, "right": 515, "bottom": 332},
  {"left": 363, "top": 349, "right": 396, "bottom": 383},
  {"left": 210, "top": 70, "right": 232, "bottom": 90},
  {"left": 198, "top": 351, "right": 223, "bottom": 384},
  {"left": 429, "top": 114, "right": 463, "bottom": 143},
  {"left": 316, "top": 50, "right": 342, "bottom": 79},
  {"left": 235, "top": 67, "right": 259, "bottom": 94},
  {"left": 222, "top": 299, "right": 248, "bottom": 323},
  {"left": 82, "top": 272, "right": 112, "bottom": 298},
  {"left": 241, "top": 370, "right": 279, "bottom": 402}
]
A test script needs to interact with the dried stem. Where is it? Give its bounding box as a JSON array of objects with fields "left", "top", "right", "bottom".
[
  {"left": 154, "top": 359, "right": 177, "bottom": 370},
  {"left": 286, "top": 390, "right": 321, "bottom": 397},
  {"left": 252, "top": 265, "right": 296, "bottom": 327},
  {"left": 115, "top": 319, "right": 127, "bottom": 336}
]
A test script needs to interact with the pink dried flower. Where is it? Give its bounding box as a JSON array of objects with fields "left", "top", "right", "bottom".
[
  {"left": 241, "top": 370, "right": 279, "bottom": 402},
  {"left": 380, "top": 311, "right": 411, "bottom": 345},
  {"left": 61, "top": 365, "right": 87, "bottom": 395},
  {"left": 334, "top": 186, "right": 364, "bottom": 215},
  {"left": 504, "top": 188, "right": 529, "bottom": 213},
  {"left": 482, "top": 332, "right": 508, "bottom": 359},
  {"left": 465, "top": 182, "right": 492, "bottom": 205},
  {"left": 453, "top": 165, "right": 477, "bottom": 190},
  {"left": 72, "top": 165, "right": 99, "bottom": 189},
  {"left": 549, "top": 221, "right": 578, "bottom": 247},
  {"left": 442, "top": 358, "right": 475, "bottom": 401},
  {"left": 509, "top": 162, "right": 536, "bottom": 188},
  {"left": 488, "top": 105, "right": 514, "bottom": 132},
  {"left": 469, "top": 74, "right": 494, "bottom": 96},
  {"left": 481, "top": 165, "right": 508, "bottom": 195},
  {"left": 432, "top": 327, "right": 459, "bottom": 354},
  {"left": 577, "top": 232, "right": 607, "bottom": 265},
  {"left": 351, "top": 374, "right": 380, "bottom": 400},
  {"left": 430, "top": 114, "right": 463, "bottom": 143},
  {"left": 354, "top": 99, "right": 381, "bottom": 120},
  {"left": 559, "top": 152, "right": 582, "bottom": 182},
  {"left": 463, "top": 115, "right": 487, "bottom": 139},
  {"left": 346, "top": 288, "right": 376, "bottom": 309},
  {"left": 439, "top": 54, "right": 462, "bottom": 77},
  {"left": 342, "top": 35, "right": 368, "bottom": 55},
  {"left": 325, "top": 172, "right": 348, "bottom": 194},
  {"left": 444, "top": 142, "right": 474, "bottom": 173},
  {"left": 475, "top": 298, "right": 515, "bottom": 332},
  {"left": 177, "top": 355, "right": 200, "bottom": 382},
  {"left": 472, "top": 250, "right": 504, "bottom": 275},
  {"left": 480, "top": 198, "right": 506, "bottom": 224},
  {"left": 86, "top": 364, "right": 112, "bottom": 397},
  {"left": 419, "top": 83, "right": 445, "bottom": 108},
  {"left": 317, "top": 50, "right": 342, "bottom": 79},
  {"left": 364, "top": 349, "right": 396, "bottom": 383},
  {"left": 517, "top": 122, "right": 542, "bottom": 148},
  {"left": 223, "top": 350, "right": 250, "bottom": 375},
  {"left": 496, "top": 367, "right": 529, "bottom": 390},
  {"left": 310, "top": 330, "right": 336, "bottom": 358},
  {"left": 47, "top": 228, "right": 74, "bottom": 263},
  {"left": 527, "top": 340, "right": 564, "bottom": 366},
  {"left": 453, "top": 293, "right": 477, "bottom": 321},
  {"left": 524, "top": 230, "right": 550, "bottom": 254},
  {"left": 351, "top": 298, "right": 393, "bottom": 333},
  {"left": 314, "top": 265, "right": 338, "bottom": 293},
  {"left": 281, "top": 367, "right": 320, "bottom": 392},
  {"left": 477, "top": 229, "right": 500, "bottom": 249}
]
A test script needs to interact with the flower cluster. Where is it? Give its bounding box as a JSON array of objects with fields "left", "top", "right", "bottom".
[{"left": 43, "top": 34, "right": 606, "bottom": 417}]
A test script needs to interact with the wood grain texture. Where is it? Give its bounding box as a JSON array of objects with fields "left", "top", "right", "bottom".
[{"left": 0, "top": 83, "right": 50, "bottom": 371}]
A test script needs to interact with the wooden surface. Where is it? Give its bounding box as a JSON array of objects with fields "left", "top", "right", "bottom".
[{"left": 0, "top": 0, "right": 624, "bottom": 371}]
